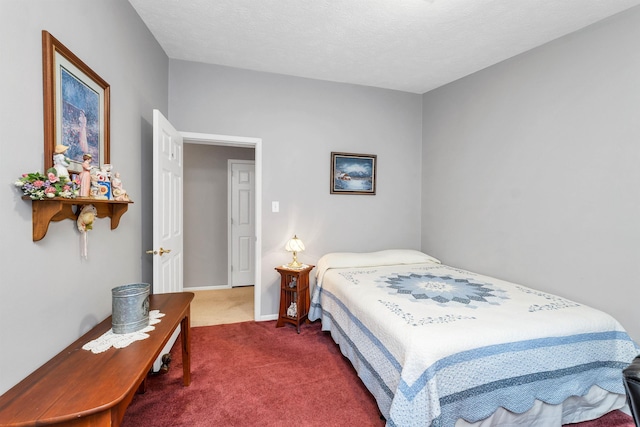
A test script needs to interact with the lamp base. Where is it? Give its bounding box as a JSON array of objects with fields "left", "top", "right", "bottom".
[{"left": 287, "top": 260, "right": 304, "bottom": 269}]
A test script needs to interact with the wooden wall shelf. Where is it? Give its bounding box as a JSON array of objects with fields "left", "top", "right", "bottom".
[{"left": 22, "top": 196, "right": 133, "bottom": 241}]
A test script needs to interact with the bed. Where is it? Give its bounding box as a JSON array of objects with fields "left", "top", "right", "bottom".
[{"left": 308, "top": 249, "right": 638, "bottom": 427}]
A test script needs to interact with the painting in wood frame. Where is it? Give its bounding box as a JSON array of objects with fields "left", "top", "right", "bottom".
[
  {"left": 42, "top": 30, "right": 110, "bottom": 174},
  {"left": 330, "top": 152, "right": 377, "bottom": 195}
]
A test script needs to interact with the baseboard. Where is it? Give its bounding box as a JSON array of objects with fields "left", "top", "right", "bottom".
[{"left": 185, "top": 285, "right": 232, "bottom": 291}]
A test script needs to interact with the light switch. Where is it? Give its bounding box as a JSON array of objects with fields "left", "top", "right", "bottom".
[{"left": 272, "top": 201, "right": 279, "bottom": 213}]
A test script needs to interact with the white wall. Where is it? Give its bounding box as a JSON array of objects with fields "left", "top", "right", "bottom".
[
  {"left": 168, "top": 61, "right": 424, "bottom": 317},
  {"left": 183, "top": 144, "right": 254, "bottom": 288},
  {"left": 0, "top": 0, "right": 168, "bottom": 394},
  {"left": 421, "top": 7, "right": 640, "bottom": 340}
]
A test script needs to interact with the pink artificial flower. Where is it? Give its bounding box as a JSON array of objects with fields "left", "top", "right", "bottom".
[
  {"left": 33, "top": 180, "right": 45, "bottom": 188},
  {"left": 48, "top": 172, "right": 59, "bottom": 183},
  {"left": 63, "top": 185, "right": 70, "bottom": 191},
  {"left": 45, "top": 187, "right": 57, "bottom": 194}
]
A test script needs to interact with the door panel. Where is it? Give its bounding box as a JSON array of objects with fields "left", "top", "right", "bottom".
[
  {"left": 230, "top": 161, "right": 255, "bottom": 287},
  {"left": 153, "top": 109, "right": 183, "bottom": 295},
  {"left": 152, "top": 109, "right": 184, "bottom": 371}
]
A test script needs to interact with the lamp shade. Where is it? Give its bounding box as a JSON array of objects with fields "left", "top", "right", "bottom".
[{"left": 285, "top": 235, "right": 305, "bottom": 253}]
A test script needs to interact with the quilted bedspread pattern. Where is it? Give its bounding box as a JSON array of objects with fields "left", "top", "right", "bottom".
[{"left": 309, "top": 259, "right": 638, "bottom": 427}]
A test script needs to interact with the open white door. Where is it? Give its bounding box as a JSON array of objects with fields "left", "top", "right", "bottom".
[{"left": 150, "top": 109, "right": 184, "bottom": 370}]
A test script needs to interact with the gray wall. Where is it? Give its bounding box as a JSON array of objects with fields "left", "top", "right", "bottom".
[
  {"left": 169, "top": 61, "right": 424, "bottom": 316},
  {"left": 4, "top": 0, "right": 638, "bottom": 397},
  {"left": 184, "top": 144, "right": 254, "bottom": 288},
  {"left": 0, "top": 0, "right": 168, "bottom": 394},
  {"left": 421, "top": 7, "right": 640, "bottom": 341}
]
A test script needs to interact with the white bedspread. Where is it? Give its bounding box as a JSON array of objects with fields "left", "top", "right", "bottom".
[{"left": 308, "top": 251, "right": 638, "bottom": 427}]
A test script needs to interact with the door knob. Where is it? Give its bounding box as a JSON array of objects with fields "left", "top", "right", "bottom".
[{"left": 145, "top": 247, "right": 172, "bottom": 256}]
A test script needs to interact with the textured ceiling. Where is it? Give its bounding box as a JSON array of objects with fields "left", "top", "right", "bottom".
[{"left": 127, "top": 0, "right": 640, "bottom": 94}]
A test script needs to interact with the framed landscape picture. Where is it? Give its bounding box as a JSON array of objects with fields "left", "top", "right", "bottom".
[
  {"left": 330, "top": 152, "right": 377, "bottom": 195},
  {"left": 42, "top": 30, "right": 110, "bottom": 174}
]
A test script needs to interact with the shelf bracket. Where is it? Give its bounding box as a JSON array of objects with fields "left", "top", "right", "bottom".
[
  {"left": 24, "top": 197, "right": 133, "bottom": 242},
  {"left": 31, "top": 200, "right": 76, "bottom": 241}
]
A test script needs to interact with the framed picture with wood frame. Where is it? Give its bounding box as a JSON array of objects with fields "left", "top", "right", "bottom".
[
  {"left": 42, "top": 30, "right": 110, "bottom": 174},
  {"left": 330, "top": 152, "right": 377, "bottom": 195}
]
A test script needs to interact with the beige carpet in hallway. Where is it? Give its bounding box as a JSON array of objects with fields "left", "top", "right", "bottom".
[{"left": 190, "top": 286, "right": 254, "bottom": 327}]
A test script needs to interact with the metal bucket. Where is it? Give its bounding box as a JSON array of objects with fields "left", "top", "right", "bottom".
[{"left": 112, "top": 283, "right": 150, "bottom": 334}]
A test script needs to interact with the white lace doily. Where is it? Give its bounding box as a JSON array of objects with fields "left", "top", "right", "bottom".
[{"left": 82, "top": 310, "right": 165, "bottom": 354}]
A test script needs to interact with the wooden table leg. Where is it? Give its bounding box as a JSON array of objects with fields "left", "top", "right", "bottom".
[
  {"left": 137, "top": 377, "right": 147, "bottom": 394},
  {"left": 181, "top": 309, "right": 191, "bottom": 386}
]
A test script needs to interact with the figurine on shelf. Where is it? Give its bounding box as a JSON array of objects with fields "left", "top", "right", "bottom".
[
  {"left": 79, "top": 153, "right": 93, "bottom": 197},
  {"left": 111, "top": 172, "right": 130, "bottom": 201},
  {"left": 77, "top": 204, "right": 97, "bottom": 233},
  {"left": 95, "top": 164, "right": 112, "bottom": 182},
  {"left": 77, "top": 204, "right": 97, "bottom": 260},
  {"left": 52, "top": 144, "right": 71, "bottom": 179},
  {"left": 288, "top": 277, "right": 297, "bottom": 288},
  {"left": 287, "top": 302, "right": 298, "bottom": 318},
  {"left": 95, "top": 164, "right": 112, "bottom": 200},
  {"left": 90, "top": 171, "right": 103, "bottom": 199}
]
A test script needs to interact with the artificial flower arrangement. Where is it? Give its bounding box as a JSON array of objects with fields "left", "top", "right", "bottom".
[{"left": 14, "top": 169, "right": 80, "bottom": 200}]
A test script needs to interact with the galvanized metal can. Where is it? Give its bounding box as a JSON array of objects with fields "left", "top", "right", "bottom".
[{"left": 112, "top": 283, "right": 150, "bottom": 334}]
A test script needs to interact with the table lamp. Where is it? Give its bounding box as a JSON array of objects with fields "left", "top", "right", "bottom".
[{"left": 285, "top": 235, "right": 305, "bottom": 268}]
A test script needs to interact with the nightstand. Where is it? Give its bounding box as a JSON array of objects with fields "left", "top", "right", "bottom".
[{"left": 275, "top": 264, "right": 315, "bottom": 333}]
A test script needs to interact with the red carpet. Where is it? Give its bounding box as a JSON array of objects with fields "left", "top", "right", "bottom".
[{"left": 122, "top": 321, "right": 634, "bottom": 427}]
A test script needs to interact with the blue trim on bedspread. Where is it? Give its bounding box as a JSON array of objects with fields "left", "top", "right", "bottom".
[
  {"left": 402, "top": 331, "right": 630, "bottom": 400},
  {"left": 319, "top": 309, "right": 396, "bottom": 399},
  {"left": 310, "top": 285, "right": 638, "bottom": 427}
]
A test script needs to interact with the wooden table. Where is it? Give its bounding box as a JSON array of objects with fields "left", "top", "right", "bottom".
[
  {"left": 275, "top": 265, "right": 314, "bottom": 333},
  {"left": 0, "top": 292, "right": 194, "bottom": 426}
]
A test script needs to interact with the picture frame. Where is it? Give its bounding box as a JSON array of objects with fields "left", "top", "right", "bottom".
[
  {"left": 330, "top": 152, "right": 377, "bottom": 195},
  {"left": 42, "top": 30, "right": 110, "bottom": 174}
]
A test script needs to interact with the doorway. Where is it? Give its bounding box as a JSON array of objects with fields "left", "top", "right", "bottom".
[{"left": 181, "top": 131, "right": 262, "bottom": 321}]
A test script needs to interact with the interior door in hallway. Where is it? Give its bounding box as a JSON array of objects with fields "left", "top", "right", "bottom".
[
  {"left": 229, "top": 160, "right": 255, "bottom": 287},
  {"left": 151, "top": 109, "right": 184, "bottom": 371},
  {"left": 152, "top": 109, "right": 184, "bottom": 295}
]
